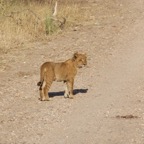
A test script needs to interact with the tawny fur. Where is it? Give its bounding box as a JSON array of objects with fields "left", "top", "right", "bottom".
[{"left": 37, "top": 52, "right": 87, "bottom": 101}]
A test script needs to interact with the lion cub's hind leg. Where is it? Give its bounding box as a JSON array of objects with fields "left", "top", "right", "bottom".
[
  {"left": 43, "top": 79, "right": 53, "bottom": 101},
  {"left": 40, "top": 89, "right": 44, "bottom": 101},
  {"left": 39, "top": 77, "right": 54, "bottom": 101}
]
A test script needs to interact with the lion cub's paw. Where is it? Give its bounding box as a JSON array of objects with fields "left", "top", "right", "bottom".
[
  {"left": 64, "top": 92, "right": 69, "bottom": 98},
  {"left": 69, "top": 95, "right": 74, "bottom": 99},
  {"left": 39, "top": 98, "right": 50, "bottom": 101}
]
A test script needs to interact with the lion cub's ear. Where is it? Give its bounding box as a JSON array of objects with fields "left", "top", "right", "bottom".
[{"left": 73, "top": 52, "right": 79, "bottom": 59}]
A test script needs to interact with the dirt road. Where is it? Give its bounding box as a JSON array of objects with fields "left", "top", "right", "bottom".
[{"left": 0, "top": 0, "right": 144, "bottom": 143}]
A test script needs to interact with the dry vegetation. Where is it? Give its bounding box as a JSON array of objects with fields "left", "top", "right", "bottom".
[{"left": 0, "top": 0, "right": 88, "bottom": 52}]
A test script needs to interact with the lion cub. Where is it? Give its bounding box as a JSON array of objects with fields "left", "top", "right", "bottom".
[{"left": 37, "top": 52, "right": 87, "bottom": 101}]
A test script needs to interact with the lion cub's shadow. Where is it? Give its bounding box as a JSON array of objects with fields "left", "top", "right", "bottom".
[{"left": 49, "top": 89, "right": 88, "bottom": 97}]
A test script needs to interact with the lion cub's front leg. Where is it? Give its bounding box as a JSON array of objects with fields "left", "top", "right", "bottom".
[
  {"left": 66, "top": 79, "right": 74, "bottom": 99},
  {"left": 64, "top": 84, "right": 69, "bottom": 98}
]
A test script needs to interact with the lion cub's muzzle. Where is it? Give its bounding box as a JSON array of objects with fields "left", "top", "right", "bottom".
[
  {"left": 79, "top": 63, "right": 87, "bottom": 68},
  {"left": 84, "top": 63, "right": 87, "bottom": 66},
  {"left": 83, "top": 61, "right": 87, "bottom": 67}
]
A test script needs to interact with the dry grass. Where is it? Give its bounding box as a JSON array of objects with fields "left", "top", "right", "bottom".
[{"left": 0, "top": 0, "right": 89, "bottom": 52}]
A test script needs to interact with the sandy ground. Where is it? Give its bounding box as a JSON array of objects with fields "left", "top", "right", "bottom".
[{"left": 0, "top": 0, "right": 144, "bottom": 143}]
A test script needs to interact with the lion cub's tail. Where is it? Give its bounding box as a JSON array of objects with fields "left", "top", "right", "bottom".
[
  {"left": 37, "top": 80, "right": 44, "bottom": 90},
  {"left": 37, "top": 69, "right": 46, "bottom": 90}
]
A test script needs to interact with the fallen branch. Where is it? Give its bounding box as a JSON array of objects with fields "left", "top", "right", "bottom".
[
  {"left": 51, "top": 1, "right": 66, "bottom": 29},
  {"left": 52, "top": 1, "right": 58, "bottom": 17},
  {"left": 115, "top": 115, "right": 139, "bottom": 119}
]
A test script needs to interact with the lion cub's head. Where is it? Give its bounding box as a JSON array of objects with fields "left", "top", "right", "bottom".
[{"left": 73, "top": 52, "right": 87, "bottom": 68}]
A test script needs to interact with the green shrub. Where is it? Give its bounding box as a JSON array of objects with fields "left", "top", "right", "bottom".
[{"left": 45, "top": 16, "right": 58, "bottom": 35}]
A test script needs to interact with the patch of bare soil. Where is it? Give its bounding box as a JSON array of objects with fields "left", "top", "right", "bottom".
[{"left": 0, "top": 0, "right": 144, "bottom": 144}]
